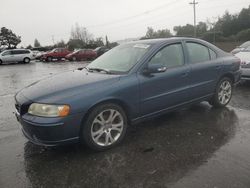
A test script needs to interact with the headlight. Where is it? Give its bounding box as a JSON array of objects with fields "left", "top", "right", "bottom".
[{"left": 28, "top": 103, "right": 70, "bottom": 117}]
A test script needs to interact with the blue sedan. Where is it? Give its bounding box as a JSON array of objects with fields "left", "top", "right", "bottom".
[{"left": 15, "top": 38, "right": 241, "bottom": 150}]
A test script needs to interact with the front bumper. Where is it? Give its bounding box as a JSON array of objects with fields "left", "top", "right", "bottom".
[
  {"left": 14, "top": 93, "right": 84, "bottom": 146},
  {"left": 15, "top": 112, "right": 83, "bottom": 146}
]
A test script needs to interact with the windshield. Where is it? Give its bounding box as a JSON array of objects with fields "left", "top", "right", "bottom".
[
  {"left": 87, "top": 43, "right": 150, "bottom": 73},
  {"left": 240, "top": 41, "right": 250, "bottom": 48}
]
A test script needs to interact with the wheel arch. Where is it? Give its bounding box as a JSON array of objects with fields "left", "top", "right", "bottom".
[
  {"left": 80, "top": 98, "right": 132, "bottom": 131},
  {"left": 219, "top": 73, "right": 234, "bottom": 83}
]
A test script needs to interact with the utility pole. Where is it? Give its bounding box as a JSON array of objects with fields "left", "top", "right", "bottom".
[
  {"left": 189, "top": 0, "right": 198, "bottom": 37},
  {"left": 51, "top": 35, "right": 55, "bottom": 45}
]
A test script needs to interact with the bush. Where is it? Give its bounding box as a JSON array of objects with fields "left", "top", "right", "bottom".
[{"left": 236, "top": 29, "right": 250, "bottom": 41}]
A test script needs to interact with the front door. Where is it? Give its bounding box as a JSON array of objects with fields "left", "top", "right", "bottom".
[
  {"left": 138, "top": 43, "right": 191, "bottom": 116},
  {"left": 1, "top": 50, "right": 14, "bottom": 62}
]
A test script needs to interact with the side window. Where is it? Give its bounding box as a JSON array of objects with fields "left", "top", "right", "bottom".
[
  {"left": 148, "top": 43, "right": 184, "bottom": 68},
  {"left": 2, "top": 51, "right": 11, "bottom": 56},
  {"left": 12, "top": 50, "right": 19, "bottom": 55},
  {"left": 186, "top": 42, "right": 210, "bottom": 63},
  {"left": 209, "top": 48, "right": 217, "bottom": 60}
]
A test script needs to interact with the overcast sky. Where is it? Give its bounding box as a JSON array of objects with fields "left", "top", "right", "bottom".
[{"left": 0, "top": 0, "right": 249, "bottom": 47}]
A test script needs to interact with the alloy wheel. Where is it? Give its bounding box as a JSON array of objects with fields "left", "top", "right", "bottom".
[
  {"left": 91, "top": 109, "right": 124, "bottom": 146},
  {"left": 218, "top": 80, "right": 232, "bottom": 105}
]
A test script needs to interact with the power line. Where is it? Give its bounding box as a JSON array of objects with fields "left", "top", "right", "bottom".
[
  {"left": 189, "top": 0, "right": 198, "bottom": 37},
  {"left": 85, "top": 0, "right": 180, "bottom": 28}
]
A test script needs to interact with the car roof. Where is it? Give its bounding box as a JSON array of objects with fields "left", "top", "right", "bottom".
[
  {"left": 127, "top": 37, "right": 227, "bottom": 55},
  {"left": 129, "top": 37, "right": 209, "bottom": 45},
  {"left": 3, "top": 49, "right": 30, "bottom": 51}
]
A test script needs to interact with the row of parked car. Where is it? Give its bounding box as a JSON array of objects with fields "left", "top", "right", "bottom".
[
  {"left": 0, "top": 46, "right": 110, "bottom": 64},
  {"left": 35, "top": 46, "right": 109, "bottom": 62}
]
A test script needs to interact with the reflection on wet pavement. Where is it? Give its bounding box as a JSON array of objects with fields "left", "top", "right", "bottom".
[{"left": 22, "top": 104, "right": 237, "bottom": 188}]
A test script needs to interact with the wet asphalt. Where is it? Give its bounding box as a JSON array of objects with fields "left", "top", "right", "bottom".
[{"left": 0, "top": 61, "right": 250, "bottom": 188}]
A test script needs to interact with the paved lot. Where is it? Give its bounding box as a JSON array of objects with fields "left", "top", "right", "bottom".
[{"left": 0, "top": 61, "right": 250, "bottom": 188}]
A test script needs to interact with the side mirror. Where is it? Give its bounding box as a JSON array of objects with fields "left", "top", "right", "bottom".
[{"left": 143, "top": 64, "right": 167, "bottom": 75}]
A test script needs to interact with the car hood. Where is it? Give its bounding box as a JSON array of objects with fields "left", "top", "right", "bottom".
[{"left": 18, "top": 69, "right": 121, "bottom": 103}]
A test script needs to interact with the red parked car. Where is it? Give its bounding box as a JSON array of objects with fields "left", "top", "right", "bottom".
[
  {"left": 41, "top": 48, "right": 72, "bottom": 62},
  {"left": 65, "top": 49, "right": 97, "bottom": 61}
]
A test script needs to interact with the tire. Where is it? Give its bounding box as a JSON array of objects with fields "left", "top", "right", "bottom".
[
  {"left": 46, "top": 56, "right": 52, "bottom": 62},
  {"left": 209, "top": 77, "right": 233, "bottom": 108},
  {"left": 23, "top": 57, "right": 30, "bottom": 64},
  {"left": 81, "top": 103, "right": 128, "bottom": 151},
  {"left": 0, "top": 59, "right": 2, "bottom": 65}
]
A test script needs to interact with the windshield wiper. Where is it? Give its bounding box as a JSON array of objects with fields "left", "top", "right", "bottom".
[{"left": 87, "top": 67, "right": 112, "bottom": 74}]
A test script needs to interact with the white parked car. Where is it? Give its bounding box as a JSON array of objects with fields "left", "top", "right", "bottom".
[
  {"left": 234, "top": 47, "right": 250, "bottom": 81},
  {"left": 231, "top": 41, "right": 250, "bottom": 54},
  {"left": 0, "top": 49, "right": 35, "bottom": 64}
]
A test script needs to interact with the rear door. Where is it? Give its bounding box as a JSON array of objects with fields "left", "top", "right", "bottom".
[
  {"left": 184, "top": 41, "right": 221, "bottom": 100},
  {"left": 138, "top": 42, "right": 191, "bottom": 116}
]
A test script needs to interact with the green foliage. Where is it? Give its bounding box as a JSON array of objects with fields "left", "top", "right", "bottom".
[
  {"left": 174, "top": 22, "right": 207, "bottom": 37},
  {"left": 54, "top": 40, "right": 66, "bottom": 48},
  {"left": 142, "top": 5, "right": 250, "bottom": 43},
  {"left": 214, "top": 6, "right": 250, "bottom": 40},
  {"left": 0, "top": 27, "right": 21, "bottom": 48},
  {"left": 26, "top": 44, "right": 33, "bottom": 49},
  {"left": 236, "top": 29, "right": 250, "bottom": 41},
  {"left": 141, "top": 27, "right": 172, "bottom": 39}
]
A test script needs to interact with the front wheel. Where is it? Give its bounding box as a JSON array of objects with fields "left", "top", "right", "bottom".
[
  {"left": 81, "top": 103, "right": 128, "bottom": 151},
  {"left": 209, "top": 77, "right": 233, "bottom": 108}
]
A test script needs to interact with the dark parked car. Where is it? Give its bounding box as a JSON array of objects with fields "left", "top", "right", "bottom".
[
  {"left": 65, "top": 49, "right": 97, "bottom": 61},
  {"left": 94, "top": 46, "right": 110, "bottom": 57},
  {"left": 15, "top": 38, "right": 241, "bottom": 150}
]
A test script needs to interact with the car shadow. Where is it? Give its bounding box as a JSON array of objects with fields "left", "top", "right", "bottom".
[{"left": 23, "top": 103, "right": 238, "bottom": 188}]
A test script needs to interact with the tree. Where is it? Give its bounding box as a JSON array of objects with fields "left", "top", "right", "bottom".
[
  {"left": 0, "top": 27, "right": 21, "bottom": 48},
  {"left": 70, "top": 23, "right": 93, "bottom": 44},
  {"left": 236, "top": 29, "right": 250, "bottom": 41},
  {"left": 141, "top": 27, "right": 172, "bottom": 39},
  {"left": 26, "top": 45, "right": 33, "bottom": 49},
  {"left": 54, "top": 40, "right": 66, "bottom": 48},
  {"left": 34, "top": 39, "right": 41, "bottom": 47}
]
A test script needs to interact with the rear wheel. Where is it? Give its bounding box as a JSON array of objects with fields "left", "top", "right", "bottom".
[
  {"left": 46, "top": 56, "right": 52, "bottom": 62},
  {"left": 209, "top": 77, "right": 233, "bottom": 108},
  {"left": 81, "top": 103, "right": 128, "bottom": 151},
  {"left": 23, "top": 57, "right": 30, "bottom": 64}
]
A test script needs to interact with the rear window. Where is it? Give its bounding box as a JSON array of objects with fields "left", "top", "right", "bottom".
[{"left": 186, "top": 42, "right": 210, "bottom": 63}]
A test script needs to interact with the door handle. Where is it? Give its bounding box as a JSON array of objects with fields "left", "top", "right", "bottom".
[
  {"left": 181, "top": 70, "right": 190, "bottom": 77},
  {"left": 215, "top": 65, "right": 221, "bottom": 69}
]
